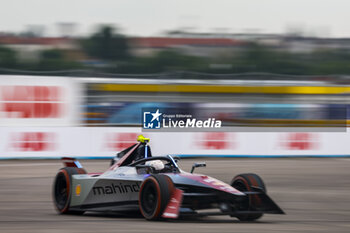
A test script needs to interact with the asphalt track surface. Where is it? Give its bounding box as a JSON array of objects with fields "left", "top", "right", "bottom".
[{"left": 0, "top": 158, "right": 349, "bottom": 233}]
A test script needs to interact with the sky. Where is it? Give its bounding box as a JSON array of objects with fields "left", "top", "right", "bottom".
[{"left": 0, "top": 0, "right": 349, "bottom": 37}]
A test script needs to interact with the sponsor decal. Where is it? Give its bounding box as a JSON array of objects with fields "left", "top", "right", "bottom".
[
  {"left": 0, "top": 85, "right": 62, "bottom": 118},
  {"left": 8, "top": 132, "right": 56, "bottom": 151},
  {"left": 105, "top": 132, "right": 138, "bottom": 151},
  {"left": 280, "top": 132, "right": 318, "bottom": 150},
  {"left": 92, "top": 182, "right": 140, "bottom": 195},
  {"left": 196, "top": 132, "right": 235, "bottom": 150},
  {"left": 75, "top": 184, "right": 81, "bottom": 196}
]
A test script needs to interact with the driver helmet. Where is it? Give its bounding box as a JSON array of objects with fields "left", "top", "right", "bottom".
[{"left": 145, "top": 160, "right": 164, "bottom": 171}]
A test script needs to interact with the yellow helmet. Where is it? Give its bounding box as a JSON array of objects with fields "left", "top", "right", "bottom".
[{"left": 137, "top": 135, "right": 150, "bottom": 143}]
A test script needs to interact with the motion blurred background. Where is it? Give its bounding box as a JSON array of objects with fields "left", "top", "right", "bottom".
[
  {"left": 0, "top": 0, "right": 350, "bottom": 158},
  {"left": 2, "top": 3, "right": 350, "bottom": 232}
]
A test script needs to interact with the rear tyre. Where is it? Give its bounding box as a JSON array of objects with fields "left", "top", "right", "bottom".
[
  {"left": 231, "top": 173, "right": 266, "bottom": 221},
  {"left": 53, "top": 167, "right": 86, "bottom": 215},
  {"left": 139, "top": 175, "right": 174, "bottom": 220}
]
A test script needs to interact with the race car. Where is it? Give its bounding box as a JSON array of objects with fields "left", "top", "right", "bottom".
[{"left": 53, "top": 135, "right": 284, "bottom": 221}]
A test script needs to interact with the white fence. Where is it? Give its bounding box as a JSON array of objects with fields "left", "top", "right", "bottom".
[{"left": 0, "top": 127, "right": 349, "bottom": 159}]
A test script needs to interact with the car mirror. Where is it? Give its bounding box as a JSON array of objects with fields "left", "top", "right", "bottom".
[{"left": 190, "top": 162, "right": 206, "bottom": 173}]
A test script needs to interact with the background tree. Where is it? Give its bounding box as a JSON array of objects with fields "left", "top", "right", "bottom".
[
  {"left": 37, "top": 49, "right": 81, "bottom": 71},
  {"left": 0, "top": 46, "right": 17, "bottom": 68},
  {"left": 82, "top": 25, "right": 129, "bottom": 61}
]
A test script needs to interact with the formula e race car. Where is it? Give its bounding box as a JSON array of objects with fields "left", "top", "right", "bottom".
[{"left": 53, "top": 135, "right": 284, "bottom": 221}]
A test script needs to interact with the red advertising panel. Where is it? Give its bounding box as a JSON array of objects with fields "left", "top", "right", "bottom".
[{"left": 0, "top": 75, "right": 80, "bottom": 126}]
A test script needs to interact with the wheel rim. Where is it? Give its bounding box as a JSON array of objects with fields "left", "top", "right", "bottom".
[
  {"left": 233, "top": 179, "right": 250, "bottom": 210},
  {"left": 54, "top": 172, "right": 68, "bottom": 210},
  {"left": 141, "top": 181, "right": 158, "bottom": 216}
]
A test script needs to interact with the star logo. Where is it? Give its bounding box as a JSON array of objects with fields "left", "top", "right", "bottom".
[
  {"left": 143, "top": 108, "right": 162, "bottom": 129},
  {"left": 151, "top": 109, "right": 162, "bottom": 122}
]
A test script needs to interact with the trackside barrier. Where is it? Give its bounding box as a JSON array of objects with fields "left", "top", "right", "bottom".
[
  {"left": 0, "top": 127, "right": 350, "bottom": 159},
  {"left": 0, "top": 75, "right": 81, "bottom": 126}
]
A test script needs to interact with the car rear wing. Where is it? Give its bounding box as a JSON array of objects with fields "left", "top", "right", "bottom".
[{"left": 61, "top": 157, "right": 83, "bottom": 168}]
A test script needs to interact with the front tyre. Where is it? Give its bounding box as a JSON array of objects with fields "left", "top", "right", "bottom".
[
  {"left": 53, "top": 167, "right": 86, "bottom": 214},
  {"left": 231, "top": 173, "right": 266, "bottom": 221},
  {"left": 139, "top": 175, "right": 174, "bottom": 220}
]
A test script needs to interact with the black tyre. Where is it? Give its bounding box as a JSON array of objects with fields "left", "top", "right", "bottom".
[
  {"left": 53, "top": 167, "right": 86, "bottom": 214},
  {"left": 139, "top": 175, "right": 174, "bottom": 220},
  {"left": 231, "top": 173, "right": 266, "bottom": 221}
]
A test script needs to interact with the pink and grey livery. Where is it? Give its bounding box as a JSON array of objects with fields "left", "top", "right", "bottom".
[{"left": 53, "top": 137, "right": 284, "bottom": 221}]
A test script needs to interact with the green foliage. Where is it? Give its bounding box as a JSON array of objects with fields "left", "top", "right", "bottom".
[
  {"left": 37, "top": 49, "right": 81, "bottom": 71},
  {"left": 2, "top": 33, "right": 350, "bottom": 77},
  {"left": 0, "top": 46, "right": 17, "bottom": 68},
  {"left": 81, "top": 25, "right": 129, "bottom": 61},
  {"left": 115, "top": 50, "right": 208, "bottom": 73},
  {"left": 228, "top": 43, "right": 308, "bottom": 74}
]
